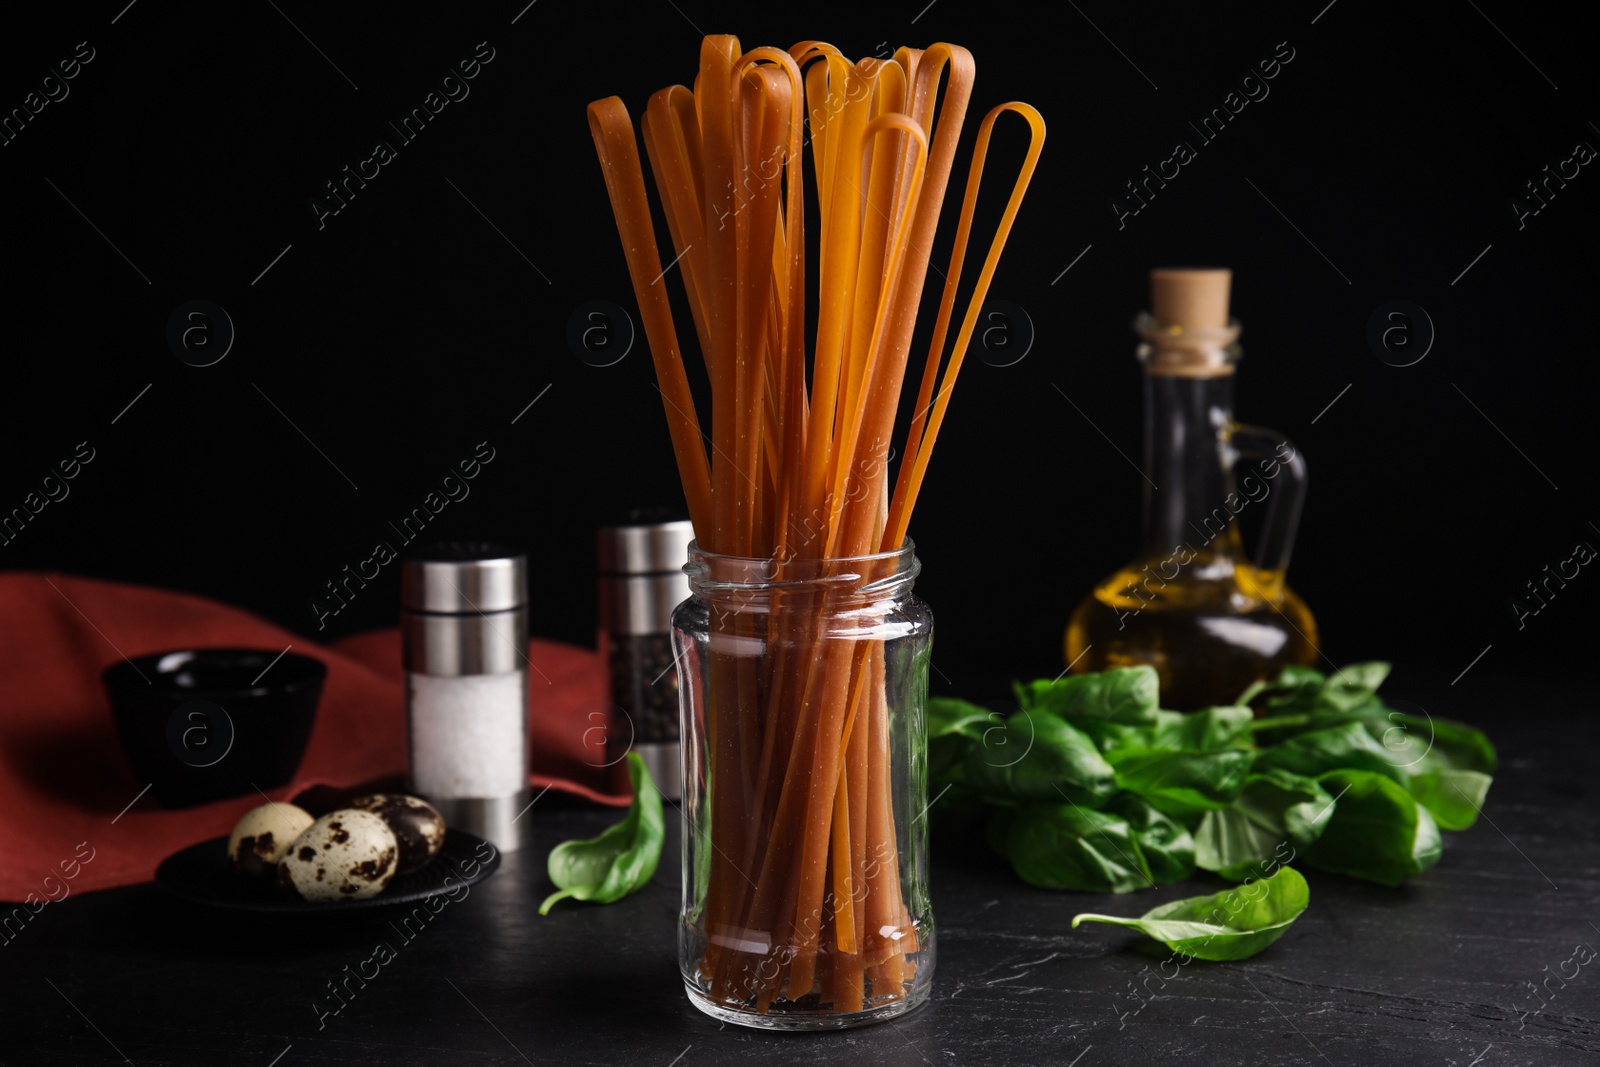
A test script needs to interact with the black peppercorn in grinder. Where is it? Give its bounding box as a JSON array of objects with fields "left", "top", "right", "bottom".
[{"left": 597, "top": 518, "right": 693, "bottom": 800}]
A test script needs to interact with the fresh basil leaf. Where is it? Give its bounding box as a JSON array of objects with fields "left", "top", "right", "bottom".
[
  {"left": 997, "top": 803, "right": 1153, "bottom": 893},
  {"left": 692, "top": 780, "right": 711, "bottom": 917},
  {"left": 1237, "top": 665, "right": 1325, "bottom": 710},
  {"left": 1155, "top": 706, "right": 1256, "bottom": 751},
  {"left": 1240, "top": 663, "right": 1387, "bottom": 720},
  {"left": 964, "top": 709, "right": 1117, "bottom": 805},
  {"left": 1303, "top": 769, "right": 1441, "bottom": 886},
  {"left": 1327, "top": 709, "right": 1497, "bottom": 777},
  {"left": 1257, "top": 770, "right": 1338, "bottom": 845},
  {"left": 1350, "top": 706, "right": 1434, "bottom": 773},
  {"left": 1072, "top": 866, "right": 1310, "bottom": 961},
  {"left": 927, "top": 697, "right": 992, "bottom": 784},
  {"left": 539, "top": 752, "right": 665, "bottom": 914},
  {"left": 1408, "top": 769, "right": 1492, "bottom": 831},
  {"left": 1251, "top": 693, "right": 1496, "bottom": 784},
  {"left": 1015, "top": 666, "right": 1160, "bottom": 725},
  {"left": 1391, "top": 714, "right": 1499, "bottom": 775},
  {"left": 928, "top": 696, "right": 992, "bottom": 739},
  {"left": 1195, "top": 810, "right": 1286, "bottom": 882},
  {"left": 1058, "top": 709, "right": 1187, "bottom": 756},
  {"left": 1251, "top": 720, "right": 1411, "bottom": 784},
  {"left": 1070, "top": 705, "right": 1255, "bottom": 757},
  {"left": 1194, "top": 770, "right": 1333, "bottom": 875},
  {"left": 1058, "top": 716, "right": 1154, "bottom": 756},
  {"left": 1274, "top": 664, "right": 1328, "bottom": 686},
  {"left": 1316, "top": 662, "right": 1391, "bottom": 710},
  {"left": 1103, "top": 793, "right": 1195, "bottom": 884},
  {"left": 1432, "top": 718, "right": 1498, "bottom": 773},
  {"left": 929, "top": 736, "right": 970, "bottom": 789},
  {"left": 1107, "top": 748, "right": 1252, "bottom": 814}
]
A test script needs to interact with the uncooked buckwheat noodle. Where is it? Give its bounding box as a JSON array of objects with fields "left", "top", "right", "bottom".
[{"left": 588, "top": 34, "right": 1043, "bottom": 1015}]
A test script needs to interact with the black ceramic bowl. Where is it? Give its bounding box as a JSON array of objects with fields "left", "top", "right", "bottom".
[{"left": 104, "top": 648, "right": 325, "bottom": 808}]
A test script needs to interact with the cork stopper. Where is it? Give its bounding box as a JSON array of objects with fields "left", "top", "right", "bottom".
[{"left": 1150, "top": 268, "right": 1231, "bottom": 330}]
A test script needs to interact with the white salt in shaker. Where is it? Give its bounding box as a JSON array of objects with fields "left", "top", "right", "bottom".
[{"left": 401, "top": 543, "right": 530, "bottom": 852}]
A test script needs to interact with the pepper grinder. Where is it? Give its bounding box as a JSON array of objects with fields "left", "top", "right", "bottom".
[
  {"left": 402, "top": 542, "right": 531, "bottom": 852},
  {"left": 598, "top": 518, "right": 692, "bottom": 800}
]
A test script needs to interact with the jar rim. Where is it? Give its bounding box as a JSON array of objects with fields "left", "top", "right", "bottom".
[
  {"left": 683, "top": 538, "right": 919, "bottom": 598},
  {"left": 686, "top": 537, "right": 915, "bottom": 567}
]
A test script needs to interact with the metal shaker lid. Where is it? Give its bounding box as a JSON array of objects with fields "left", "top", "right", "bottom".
[
  {"left": 401, "top": 542, "right": 527, "bottom": 614},
  {"left": 597, "top": 518, "right": 695, "bottom": 575}
]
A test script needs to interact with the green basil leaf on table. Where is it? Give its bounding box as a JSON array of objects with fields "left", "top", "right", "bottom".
[
  {"left": 1298, "top": 700, "right": 1481, "bottom": 776},
  {"left": 1251, "top": 720, "right": 1410, "bottom": 785},
  {"left": 928, "top": 696, "right": 993, "bottom": 740},
  {"left": 1396, "top": 714, "right": 1499, "bottom": 775},
  {"left": 927, "top": 696, "right": 992, "bottom": 784},
  {"left": 1103, "top": 792, "right": 1196, "bottom": 884},
  {"left": 1152, "top": 705, "right": 1255, "bottom": 751},
  {"left": 1302, "top": 769, "right": 1442, "bottom": 886},
  {"left": 995, "top": 803, "right": 1154, "bottom": 893},
  {"left": 1314, "top": 662, "right": 1392, "bottom": 710},
  {"left": 1246, "top": 693, "right": 1390, "bottom": 746},
  {"left": 1058, "top": 710, "right": 1180, "bottom": 756},
  {"left": 1073, "top": 706, "right": 1255, "bottom": 757},
  {"left": 1072, "top": 866, "right": 1310, "bottom": 961},
  {"left": 1194, "top": 810, "right": 1291, "bottom": 882},
  {"left": 932, "top": 664, "right": 1494, "bottom": 911},
  {"left": 963, "top": 709, "right": 1117, "bottom": 806},
  {"left": 1250, "top": 691, "right": 1495, "bottom": 783},
  {"left": 539, "top": 751, "right": 665, "bottom": 914},
  {"left": 1194, "top": 769, "right": 1334, "bottom": 876},
  {"left": 1106, "top": 748, "right": 1253, "bottom": 815},
  {"left": 692, "top": 780, "right": 711, "bottom": 915},
  {"left": 1059, "top": 716, "right": 1151, "bottom": 757},
  {"left": 1239, "top": 662, "right": 1389, "bottom": 714},
  {"left": 1407, "top": 769, "right": 1493, "bottom": 831},
  {"left": 1349, "top": 705, "right": 1437, "bottom": 773},
  {"left": 1014, "top": 666, "right": 1161, "bottom": 725},
  {"left": 1236, "top": 664, "right": 1329, "bottom": 710}
]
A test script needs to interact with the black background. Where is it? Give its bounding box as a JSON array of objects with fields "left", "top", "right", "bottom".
[{"left": 2, "top": 0, "right": 1594, "bottom": 708}]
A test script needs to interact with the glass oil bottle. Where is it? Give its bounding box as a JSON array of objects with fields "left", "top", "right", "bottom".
[{"left": 1065, "top": 268, "right": 1319, "bottom": 710}]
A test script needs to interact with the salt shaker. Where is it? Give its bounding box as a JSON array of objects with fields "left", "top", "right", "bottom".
[
  {"left": 401, "top": 543, "right": 530, "bottom": 852},
  {"left": 598, "top": 518, "right": 692, "bottom": 800}
]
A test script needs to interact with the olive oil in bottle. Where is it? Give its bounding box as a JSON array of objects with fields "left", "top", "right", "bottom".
[{"left": 1065, "top": 269, "right": 1319, "bottom": 710}]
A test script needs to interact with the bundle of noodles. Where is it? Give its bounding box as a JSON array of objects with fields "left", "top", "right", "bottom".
[{"left": 588, "top": 35, "right": 1043, "bottom": 1014}]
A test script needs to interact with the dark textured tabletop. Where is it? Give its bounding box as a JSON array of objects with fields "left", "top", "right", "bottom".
[{"left": 6, "top": 669, "right": 1597, "bottom": 1067}]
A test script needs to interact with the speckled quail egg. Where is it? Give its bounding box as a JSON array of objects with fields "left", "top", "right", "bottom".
[
  {"left": 349, "top": 794, "right": 447, "bottom": 875},
  {"left": 227, "top": 802, "right": 315, "bottom": 881},
  {"left": 278, "top": 809, "right": 398, "bottom": 902}
]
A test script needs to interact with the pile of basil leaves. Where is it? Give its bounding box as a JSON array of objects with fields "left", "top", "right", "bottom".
[{"left": 929, "top": 662, "right": 1496, "bottom": 893}]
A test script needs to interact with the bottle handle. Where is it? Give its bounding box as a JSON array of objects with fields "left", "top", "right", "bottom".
[{"left": 1229, "top": 423, "right": 1307, "bottom": 587}]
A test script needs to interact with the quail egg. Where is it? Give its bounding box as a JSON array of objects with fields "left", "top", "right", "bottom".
[
  {"left": 227, "top": 802, "right": 315, "bottom": 881},
  {"left": 278, "top": 809, "right": 398, "bottom": 902},
  {"left": 350, "top": 794, "right": 447, "bottom": 874}
]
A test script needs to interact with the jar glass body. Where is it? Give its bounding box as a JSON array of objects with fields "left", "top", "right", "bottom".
[{"left": 671, "top": 542, "right": 934, "bottom": 1030}]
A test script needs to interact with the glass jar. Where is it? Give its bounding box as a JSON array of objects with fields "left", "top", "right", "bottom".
[{"left": 671, "top": 541, "right": 934, "bottom": 1030}]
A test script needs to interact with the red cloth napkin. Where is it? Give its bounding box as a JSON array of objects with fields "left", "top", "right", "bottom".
[{"left": 0, "top": 572, "right": 629, "bottom": 903}]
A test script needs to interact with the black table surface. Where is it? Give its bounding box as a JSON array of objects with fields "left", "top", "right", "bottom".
[{"left": 6, "top": 668, "right": 1598, "bottom": 1067}]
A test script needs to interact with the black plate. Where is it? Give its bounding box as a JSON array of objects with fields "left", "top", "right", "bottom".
[{"left": 155, "top": 828, "right": 501, "bottom": 912}]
